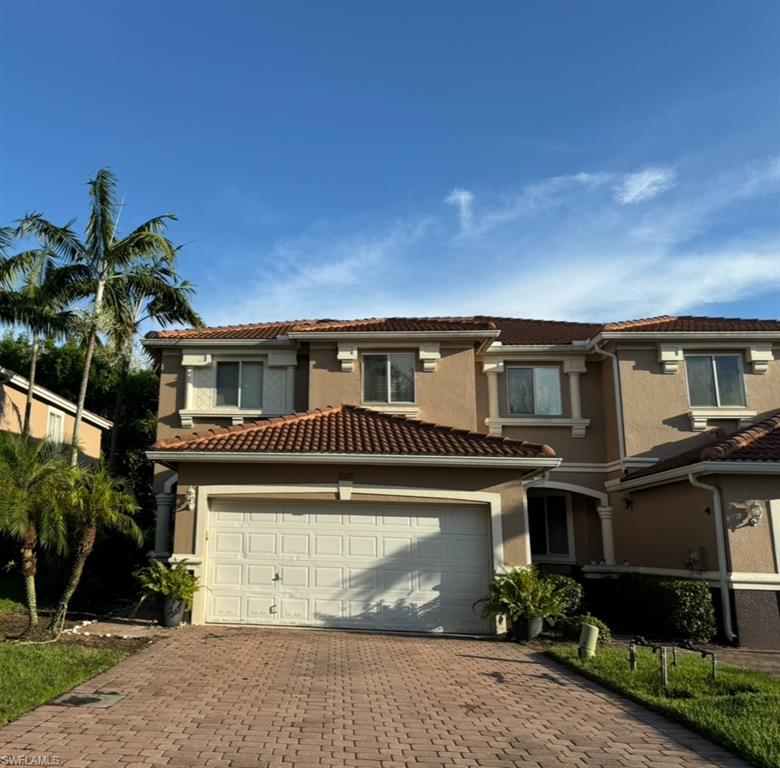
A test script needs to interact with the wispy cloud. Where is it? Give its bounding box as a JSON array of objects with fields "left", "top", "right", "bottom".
[
  {"left": 201, "top": 157, "right": 780, "bottom": 324},
  {"left": 613, "top": 166, "right": 677, "bottom": 204},
  {"left": 444, "top": 187, "right": 474, "bottom": 232}
]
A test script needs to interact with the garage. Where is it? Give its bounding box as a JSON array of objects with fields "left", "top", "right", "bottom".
[{"left": 205, "top": 499, "right": 493, "bottom": 634}]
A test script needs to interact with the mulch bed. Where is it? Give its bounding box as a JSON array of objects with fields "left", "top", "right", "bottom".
[{"left": 0, "top": 613, "right": 150, "bottom": 653}]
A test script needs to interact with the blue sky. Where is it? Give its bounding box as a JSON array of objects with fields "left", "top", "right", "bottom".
[{"left": 1, "top": 1, "right": 778, "bottom": 325}]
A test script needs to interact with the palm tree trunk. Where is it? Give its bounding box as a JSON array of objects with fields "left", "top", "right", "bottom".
[
  {"left": 48, "top": 524, "right": 97, "bottom": 636},
  {"left": 108, "top": 349, "right": 131, "bottom": 472},
  {"left": 70, "top": 280, "right": 105, "bottom": 467},
  {"left": 20, "top": 529, "right": 38, "bottom": 628},
  {"left": 22, "top": 338, "right": 39, "bottom": 436}
]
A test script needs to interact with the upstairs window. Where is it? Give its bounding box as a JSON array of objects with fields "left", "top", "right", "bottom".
[
  {"left": 363, "top": 354, "right": 415, "bottom": 403},
  {"left": 215, "top": 361, "right": 263, "bottom": 409},
  {"left": 46, "top": 409, "right": 65, "bottom": 444},
  {"left": 685, "top": 355, "right": 746, "bottom": 407},
  {"left": 507, "top": 366, "right": 562, "bottom": 416},
  {"left": 528, "top": 493, "right": 571, "bottom": 559}
]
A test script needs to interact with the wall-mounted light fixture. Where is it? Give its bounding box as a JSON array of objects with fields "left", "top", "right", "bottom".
[
  {"left": 748, "top": 501, "right": 765, "bottom": 528},
  {"left": 623, "top": 497, "right": 633, "bottom": 509}
]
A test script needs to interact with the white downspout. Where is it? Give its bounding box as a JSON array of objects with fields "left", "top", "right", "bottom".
[
  {"left": 593, "top": 342, "right": 626, "bottom": 471},
  {"left": 688, "top": 473, "right": 736, "bottom": 642}
]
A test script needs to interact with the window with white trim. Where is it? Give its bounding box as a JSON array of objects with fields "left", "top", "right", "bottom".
[
  {"left": 46, "top": 408, "right": 65, "bottom": 444},
  {"left": 528, "top": 493, "right": 572, "bottom": 559},
  {"left": 507, "top": 366, "right": 562, "bottom": 415},
  {"left": 685, "top": 354, "right": 746, "bottom": 407},
  {"left": 215, "top": 361, "right": 263, "bottom": 409},
  {"left": 362, "top": 354, "right": 415, "bottom": 404}
]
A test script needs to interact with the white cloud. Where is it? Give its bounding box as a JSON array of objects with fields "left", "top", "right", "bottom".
[
  {"left": 444, "top": 187, "right": 474, "bottom": 231},
  {"left": 200, "top": 157, "right": 780, "bottom": 325},
  {"left": 613, "top": 166, "right": 677, "bottom": 205}
]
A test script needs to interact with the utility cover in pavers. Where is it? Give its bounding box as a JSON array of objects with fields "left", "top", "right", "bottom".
[{"left": 51, "top": 691, "right": 125, "bottom": 708}]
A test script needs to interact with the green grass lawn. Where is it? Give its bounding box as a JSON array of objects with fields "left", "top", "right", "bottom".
[
  {"left": 0, "top": 577, "right": 26, "bottom": 614},
  {"left": 548, "top": 645, "right": 780, "bottom": 768},
  {"left": 0, "top": 643, "right": 126, "bottom": 726}
]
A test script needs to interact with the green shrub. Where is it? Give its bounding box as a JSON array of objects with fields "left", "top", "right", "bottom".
[
  {"left": 558, "top": 613, "right": 612, "bottom": 645},
  {"left": 133, "top": 559, "right": 200, "bottom": 610},
  {"left": 543, "top": 574, "right": 583, "bottom": 617},
  {"left": 658, "top": 578, "right": 716, "bottom": 642},
  {"left": 475, "top": 566, "right": 568, "bottom": 622},
  {"left": 588, "top": 573, "right": 716, "bottom": 642}
]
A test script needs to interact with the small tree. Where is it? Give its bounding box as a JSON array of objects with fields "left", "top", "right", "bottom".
[
  {"left": 0, "top": 432, "right": 70, "bottom": 628},
  {"left": 49, "top": 464, "right": 142, "bottom": 635}
]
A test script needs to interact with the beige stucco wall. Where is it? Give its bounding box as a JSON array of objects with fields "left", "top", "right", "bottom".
[
  {"left": 173, "top": 462, "right": 529, "bottom": 567},
  {"left": 156, "top": 350, "right": 186, "bottom": 440},
  {"left": 610, "top": 481, "right": 718, "bottom": 570},
  {"left": 0, "top": 381, "right": 103, "bottom": 459},
  {"left": 715, "top": 475, "right": 779, "bottom": 574},
  {"left": 308, "top": 344, "right": 478, "bottom": 431},
  {"left": 618, "top": 345, "right": 780, "bottom": 459}
]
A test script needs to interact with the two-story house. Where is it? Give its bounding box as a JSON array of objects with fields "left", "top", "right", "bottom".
[
  {"left": 145, "top": 315, "right": 780, "bottom": 646},
  {"left": 1, "top": 365, "right": 111, "bottom": 459}
]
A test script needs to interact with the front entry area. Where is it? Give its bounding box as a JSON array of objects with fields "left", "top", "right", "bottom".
[{"left": 204, "top": 499, "right": 492, "bottom": 634}]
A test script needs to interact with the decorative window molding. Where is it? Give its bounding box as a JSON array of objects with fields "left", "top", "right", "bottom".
[
  {"left": 338, "top": 342, "right": 440, "bottom": 372},
  {"left": 688, "top": 408, "right": 757, "bottom": 432},
  {"left": 747, "top": 343, "right": 773, "bottom": 374},
  {"left": 658, "top": 344, "right": 684, "bottom": 374},
  {"left": 181, "top": 352, "right": 212, "bottom": 368},
  {"left": 486, "top": 416, "right": 591, "bottom": 437},
  {"left": 337, "top": 343, "right": 359, "bottom": 371},
  {"left": 418, "top": 343, "right": 441, "bottom": 372}
]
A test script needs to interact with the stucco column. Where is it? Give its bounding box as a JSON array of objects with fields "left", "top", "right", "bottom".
[
  {"left": 184, "top": 367, "right": 194, "bottom": 410},
  {"left": 482, "top": 361, "right": 504, "bottom": 436},
  {"left": 597, "top": 505, "right": 616, "bottom": 565},
  {"left": 154, "top": 493, "right": 175, "bottom": 558}
]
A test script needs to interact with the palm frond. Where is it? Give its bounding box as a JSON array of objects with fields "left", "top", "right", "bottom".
[
  {"left": 16, "top": 214, "right": 85, "bottom": 263},
  {"left": 86, "top": 168, "right": 119, "bottom": 262}
]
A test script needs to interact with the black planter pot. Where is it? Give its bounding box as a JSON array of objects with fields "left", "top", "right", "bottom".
[
  {"left": 512, "top": 617, "right": 543, "bottom": 642},
  {"left": 160, "top": 598, "right": 186, "bottom": 628}
]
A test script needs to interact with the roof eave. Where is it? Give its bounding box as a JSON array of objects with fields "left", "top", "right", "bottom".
[
  {"left": 146, "top": 451, "right": 561, "bottom": 470},
  {"left": 613, "top": 460, "right": 780, "bottom": 491},
  {"left": 141, "top": 337, "right": 296, "bottom": 348},
  {"left": 0, "top": 367, "right": 113, "bottom": 430},
  {"left": 590, "top": 330, "right": 780, "bottom": 346}
]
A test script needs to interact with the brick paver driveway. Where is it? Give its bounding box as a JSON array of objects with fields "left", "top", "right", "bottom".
[{"left": 0, "top": 626, "right": 746, "bottom": 768}]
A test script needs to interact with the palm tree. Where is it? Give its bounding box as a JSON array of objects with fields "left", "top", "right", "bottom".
[
  {"left": 19, "top": 168, "right": 179, "bottom": 465},
  {"left": 0, "top": 248, "right": 77, "bottom": 434},
  {"left": 48, "top": 464, "right": 142, "bottom": 635},
  {"left": 0, "top": 432, "right": 70, "bottom": 628},
  {"left": 105, "top": 256, "right": 201, "bottom": 470}
]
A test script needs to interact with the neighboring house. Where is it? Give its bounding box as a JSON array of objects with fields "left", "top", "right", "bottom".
[
  {"left": 144, "top": 315, "right": 780, "bottom": 646},
  {"left": 0, "top": 365, "right": 112, "bottom": 459}
]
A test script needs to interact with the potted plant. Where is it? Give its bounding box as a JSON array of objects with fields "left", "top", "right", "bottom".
[
  {"left": 133, "top": 559, "right": 200, "bottom": 628},
  {"left": 475, "top": 566, "right": 567, "bottom": 641}
]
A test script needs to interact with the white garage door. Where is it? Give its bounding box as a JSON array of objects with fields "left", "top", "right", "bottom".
[{"left": 205, "top": 500, "right": 492, "bottom": 634}]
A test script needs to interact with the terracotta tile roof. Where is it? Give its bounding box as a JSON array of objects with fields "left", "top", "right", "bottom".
[
  {"left": 146, "top": 314, "right": 780, "bottom": 343},
  {"left": 480, "top": 317, "right": 602, "bottom": 345},
  {"left": 602, "top": 315, "right": 780, "bottom": 333},
  {"left": 623, "top": 413, "right": 780, "bottom": 481},
  {"left": 147, "top": 320, "right": 304, "bottom": 340},
  {"left": 290, "top": 317, "right": 499, "bottom": 333},
  {"left": 152, "top": 404, "right": 557, "bottom": 459}
]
